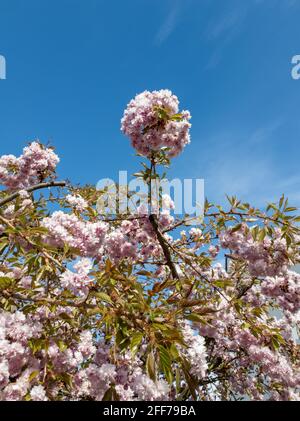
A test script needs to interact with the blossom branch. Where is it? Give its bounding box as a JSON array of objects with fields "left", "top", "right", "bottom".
[
  {"left": 149, "top": 213, "right": 180, "bottom": 279},
  {"left": 0, "top": 181, "right": 67, "bottom": 208}
]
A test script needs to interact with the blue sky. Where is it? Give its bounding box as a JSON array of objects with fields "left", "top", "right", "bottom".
[{"left": 0, "top": 0, "right": 300, "bottom": 209}]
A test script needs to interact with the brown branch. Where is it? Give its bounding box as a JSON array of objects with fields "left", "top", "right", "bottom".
[
  {"left": 101, "top": 215, "right": 147, "bottom": 222},
  {"left": 149, "top": 213, "right": 179, "bottom": 279},
  {"left": 0, "top": 181, "right": 67, "bottom": 208},
  {"left": 1, "top": 291, "right": 96, "bottom": 309},
  {"left": 224, "top": 253, "right": 243, "bottom": 262},
  {"left": 162, "top": 217, "right": 199, "bottom": 233},
  {"left": 205, "top": 210, "right": 293, "bottom": 228}
]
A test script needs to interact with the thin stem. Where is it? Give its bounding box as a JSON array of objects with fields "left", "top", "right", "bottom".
[
  {"left": 205, "top": 209, "right": 294, "bottom": 228},
  {"left": 0, "top": 181, "right": 67, "bottom": 208}
]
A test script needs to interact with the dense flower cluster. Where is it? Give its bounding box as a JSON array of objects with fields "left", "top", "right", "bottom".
[
  {"left": 0, "top": 311, "right": 43, "bottom": 400},
  {"left": 197, "top": 297, "right": 300, "bottom": 400},
  {"left": 42, "top": 201, "right": 175, "bottom": 264},
  {"left": 0, "top": 307, "right": 208, "bottom": 401},
  {"left": 180, "top": 322, "right": 208, "bottom": 379},
  {"left": 220, "top": 225, "right": 290, "bottom": 277},
  {"left": 0, "top": 142, "right": 59, "bottom": 190},
  {"left": 66, "top": 194, "right": 88, "bottom": 211},
  {"left": 121, "top": 90, "right": 191, "bottom": 158},
  {"left": 261, "top": 270, "right": 300, "bottom": 314},
  {"left": 74, "top": 349, "right": 171, "bottom": 401},
  {"left": 42, "top": 211, "right": 108, "bottom": 256},
  {"left": 60, "top": 258, "right": 93, "bottom": 297}
]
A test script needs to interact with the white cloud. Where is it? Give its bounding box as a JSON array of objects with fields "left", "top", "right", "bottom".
[
  {"left": 248, "top": 120, "right": 283, "bottom": 145},
  {"left": 155, "top": 1, "right": 180, "bottom": 45},
  {"left": 206, "top": 9, "right": 243, "bottom": 41},
  {"left": 197, "top": 122, "right": 300, "bottom": 209},
  {"left": 204, "top": 0, "right": 299, "bottom": 69},
  {"left": 204, "top": 7, "right": 247, "bottom": 69}
]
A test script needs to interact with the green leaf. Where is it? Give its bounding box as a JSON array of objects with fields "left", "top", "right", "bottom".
[
  {"left": 175, "top": 367, "right": 181, "bottom": 394},
  {"left": 102, "top": 387, "right": 114, "bottom": 401},
  {"left": 285, "top": 234, "right": 292, "bottom": 247},
  {"left": 29, "top": 370, "right": 40, "bottom": 382},
  {"left": 130, "top": 332, "right": 143, "bottom": 355},
  {"left": 0, "top": 238, "right": 8, "bottom": 253},
  {"left": 279, "top": 194, "right": 285, "bottom": 209},
  {"left": 93, "top": 291, "right": 113, "bottom": 305},
  {"left": 158, "top": 345, "right": 173, "bottom": 384},
  {"left": 186, "top": 313, "right": 208, "bottom": 324},
  {"left": 271, "top": 337, "right": 280, "bottom": 351},
  {"left": 0, "top": 276, "right": 13, "bottom": 290},
  {"left": 258, "top": 228, "right": 267, "bottom": 242},
  {"left": 231, "top": 223, "right": 242, "bottom": 233},
  {"left": 213, "top": 279, "right": 233, "bottom": 288},
  {"left": 169, "top": 343, "right": 179, "bottom": 359},
  {"left": 61, "top": 372, "right": 73, "bottom": 389},
  {"left": 146, "top": 351, "right": 156, "bottom": 382},
  {"left": 57, "top": 340, "right": 68, "bottom": 352}
]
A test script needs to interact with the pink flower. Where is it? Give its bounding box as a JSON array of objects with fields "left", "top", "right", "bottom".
[
  {"left": 30, "top": 385, "right": 48, "bottom": 401},
  {"left": 0, "top": 142, "right": 59, "bottom": 190},
  {"left": 121, "top": 90, "right": 191, "bottom": 158},
  {"left": 66, "top": 194, "right": 88, "bottom": 211}
]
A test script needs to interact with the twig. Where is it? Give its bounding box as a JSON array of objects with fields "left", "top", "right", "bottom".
[
  {"left": 0, "top": 181, "right": 67, "bottom": 208},
  {"left": 205, "top": 210, "right": 294, "bottom": 228},
  {"left": 2, "top": 291, "right": 96, "bottom": 309}
]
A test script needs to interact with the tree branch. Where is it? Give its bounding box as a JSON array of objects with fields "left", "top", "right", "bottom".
[
  {"left": 205, "top": 210, "right": 294, "bottom": 228},
  {"left": 0, "top": 181, "right": 67, "bottom": 208},
  {"left": 149, "top": 213, "right": 180, "bottom": 279},
  {"left": 1, "top": 291, "right": 96, "bottom": 309}
]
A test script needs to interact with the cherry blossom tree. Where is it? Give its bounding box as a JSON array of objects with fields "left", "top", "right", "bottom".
[{"left": 0, "top": 90, "right": 299, "bottom": 401}]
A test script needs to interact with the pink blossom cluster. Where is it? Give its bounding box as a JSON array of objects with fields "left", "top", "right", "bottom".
[
  {"left": 0, "top": 308, "right": 110, "bottom": 401},
  {"left": 29, "top": 385, "right": 48, "bottom": 401},
  {"left": 42, "top": 201, "right": 176, "bottom": 264},
  {"left": 183, "top": 261, "right": 300, "bottom": 400},
  {"left": 180, "top": 322, "right": 208, "bottom": 379},
  {"left": 261, "top": 270, "right": 300, "bottom": 314},
  {"left": 74, "top": 350, "right": 170, "bottom": 401},
  {"left": 103, "top": 213, "right": 169, "bottom": 263},
  {"left": 0, "top": 310, "right": 43, "bottom": 400},
  {"left": 197, "top": 298, "right": 300, "bottom": 400},
  {"left": 121, "top": 90, "right": 191, "bottom": 158},
  {"left": 60, "top": 258, "right": 94, "bottom": 297},
  {"left": 104, "top": 205, "right": 176, "bottom": 262},
  {"left": 66, "top": 194, "right": 88, "bottom": 211},
  {"left": 220, "top": 225, "right": 290, "bottom": 277},
  {"left": 42, "top": 211, "right": 108, "bottom": 257},
  {"left": 2, "top": 190, "right": 33, "bottom": 220},
  {"left": 46, "top": 330, "right": 96, "bottom": 375},
  {"left": 0, "top": 142, "right": 59, "bottom": 190},
  {"left": 247, "top": 345, "right": 300, "bottom": 389},
  {"left": 0, "top": 301, "right": 209, "bottom": 401}
]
